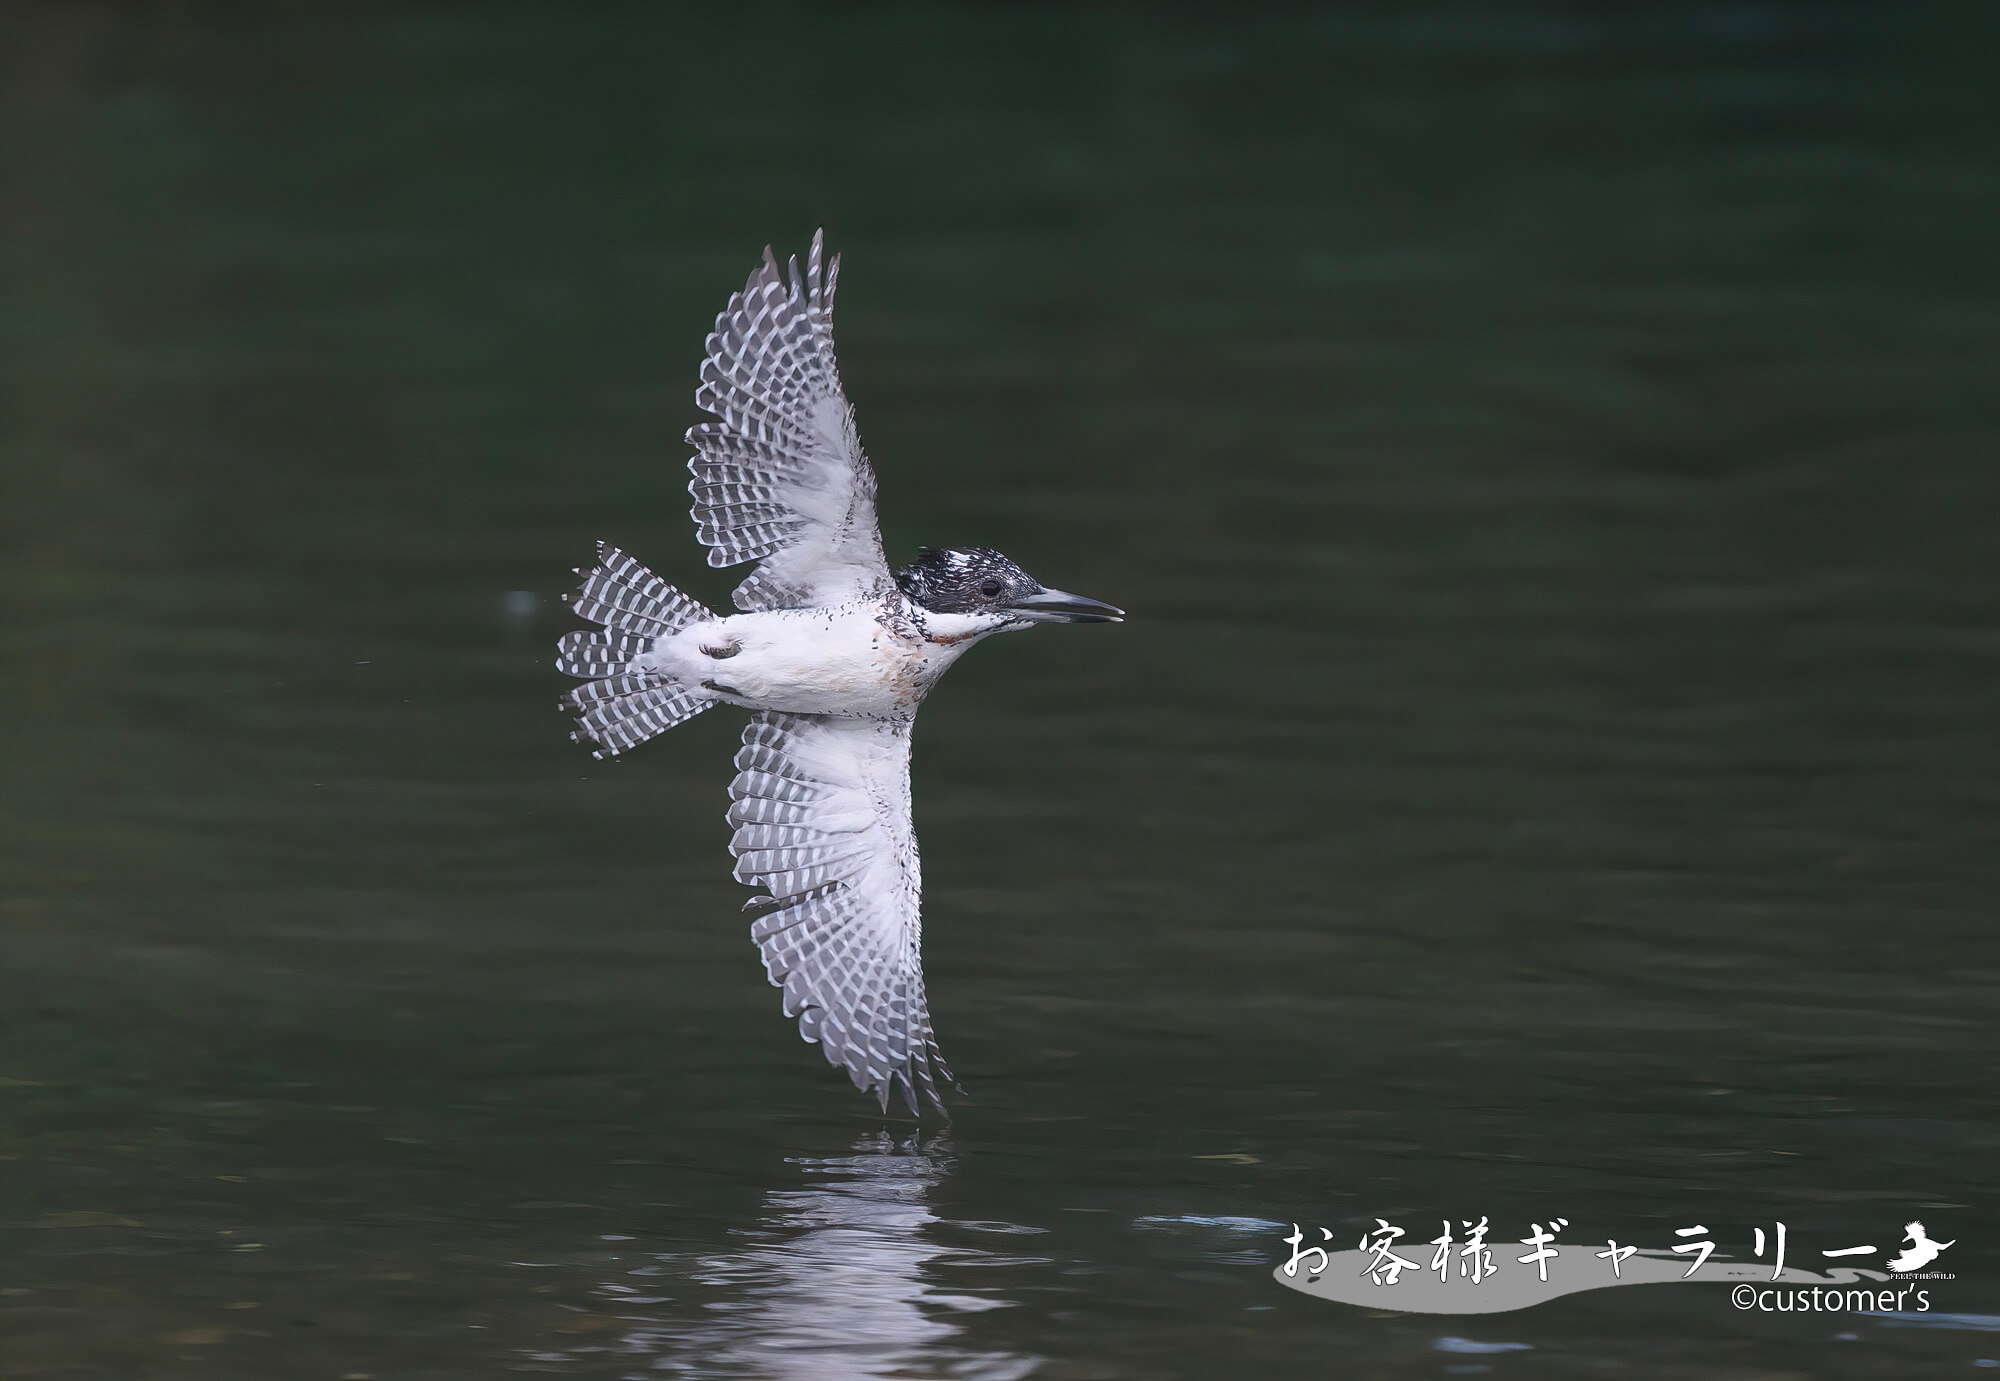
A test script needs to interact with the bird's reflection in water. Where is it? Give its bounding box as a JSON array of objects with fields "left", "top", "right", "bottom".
[{"left": 600, "top": 1132, "right": 1043, "bottom": 1379}]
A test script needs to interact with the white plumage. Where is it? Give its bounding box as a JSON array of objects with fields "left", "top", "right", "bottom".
[
  {"left": 734, "top": 713, "right": 946, "bottom": 1112},
  {"left": 688, "top": 233, "right": 891, "bottom": 612},
  {"left": 557, "top": 231, "right": 1121, "bottom": 1116}
]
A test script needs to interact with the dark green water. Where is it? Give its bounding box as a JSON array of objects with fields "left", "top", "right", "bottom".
[{"left": 3, "top": 4, "right": 1997, "bottom": 1376}]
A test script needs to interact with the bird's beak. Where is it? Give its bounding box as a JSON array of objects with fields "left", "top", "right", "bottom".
[{"left": 1003, "top": 588, "right": 1125, "bottom": 624}]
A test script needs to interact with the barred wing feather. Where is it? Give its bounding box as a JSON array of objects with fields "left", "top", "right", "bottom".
[
  {"left": 688, "top": 231, "right": 894, "bottom": 612},
  {"left": 729, "top": 711, "right": 957, "bottom": 1116}
]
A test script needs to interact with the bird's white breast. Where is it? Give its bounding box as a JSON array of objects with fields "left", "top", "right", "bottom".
[{"left": 641, "top": 598, "right": 979, "bottom": 718}]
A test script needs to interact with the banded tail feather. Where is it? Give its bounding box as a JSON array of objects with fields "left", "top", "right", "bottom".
[{"left": 557, "top": 542, "right": 716, "bottom": 759}]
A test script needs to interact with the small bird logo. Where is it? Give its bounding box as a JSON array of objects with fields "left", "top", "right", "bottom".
[{"left": 1884, "top": 1221, "right": 1955, "bottom": 1273}]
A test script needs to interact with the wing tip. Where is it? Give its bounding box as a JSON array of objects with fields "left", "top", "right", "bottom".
[{"left": 896, "top": 1054, "right": 957, "bottom": 1122}]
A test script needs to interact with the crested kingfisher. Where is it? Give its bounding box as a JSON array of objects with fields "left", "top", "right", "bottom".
[{"left": 556, "top": 231, "right": 1122, "bottom": 1117}]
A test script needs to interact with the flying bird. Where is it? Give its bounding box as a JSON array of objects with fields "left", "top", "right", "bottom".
[
  {"left": 1884, "top": 1221, "right": 1955, "bottom": 1273},
  {"left": 556, "top": 231, "right": 1122, "bottom": 1117}
]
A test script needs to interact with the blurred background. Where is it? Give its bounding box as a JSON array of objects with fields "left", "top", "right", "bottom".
[{"left": 2, "top": 2, "right": 1997, "bottom": 1376}]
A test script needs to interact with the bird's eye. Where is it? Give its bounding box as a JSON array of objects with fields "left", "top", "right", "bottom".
[{"left": 978, "top": 578, "right": 1003, "bottom": 599}]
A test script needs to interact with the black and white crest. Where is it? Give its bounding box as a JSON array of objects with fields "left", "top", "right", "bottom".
[{"left": 896, "top": 547, "right": 1040, "bottom": 615}]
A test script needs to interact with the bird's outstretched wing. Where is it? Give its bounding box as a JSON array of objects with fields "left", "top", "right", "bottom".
[
  {"left": 729, "top": 711, "right": 957, "bottom": 1116},
  {"left": 687, "top": 231, "right": 894, "bottom": 613}
]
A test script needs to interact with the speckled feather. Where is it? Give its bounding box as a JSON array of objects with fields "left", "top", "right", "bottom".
[
  {"left": 557, "top": 542, "right": 715, "bottom": 758},
  {"left": 729, "top": 711, "right": 957, "bottom": 1116},
  {"left": 686, "top": 230, "right": 895, "bottom": 613}
]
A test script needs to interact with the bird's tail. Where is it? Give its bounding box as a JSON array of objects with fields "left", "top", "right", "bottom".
[{"left": 557, "top": 542, "right": 716, "bottom": 758}]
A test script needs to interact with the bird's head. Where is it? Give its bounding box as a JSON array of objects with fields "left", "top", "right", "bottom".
[{"left": 896, "top": 547, "right": 1123, "bottom": 635}]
